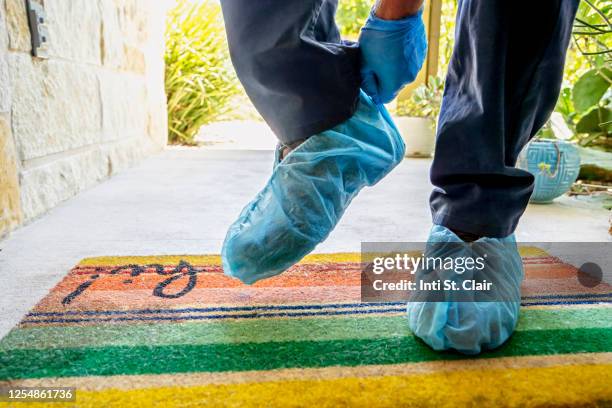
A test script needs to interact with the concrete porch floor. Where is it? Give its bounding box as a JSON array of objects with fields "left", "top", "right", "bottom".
[{"left": 1, "top": 147, "right": 610, "bottom": 337}]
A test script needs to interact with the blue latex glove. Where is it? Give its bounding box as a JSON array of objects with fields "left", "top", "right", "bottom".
[
  {"left": 407, "top": 225, "right": 524, "bottom": 355},
  {"left": 222, "top": 91, "right": 405, "bottom": 284},
  {"left": 359, "top": 8, "right": 427, "bottom": 104}
]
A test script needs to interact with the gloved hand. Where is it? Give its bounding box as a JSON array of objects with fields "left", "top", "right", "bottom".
[{"left": 359, "top": 8, "right": 427, "bottom": 104}]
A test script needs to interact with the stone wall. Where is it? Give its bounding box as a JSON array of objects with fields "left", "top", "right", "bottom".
[
  {"left": 0, "top": 0, "right": 168, "bottom": 237},
  {"left": 0, "top": 0, "right": 22, "bottom": 235}
]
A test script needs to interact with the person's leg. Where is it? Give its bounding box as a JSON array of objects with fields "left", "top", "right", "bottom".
[
  {"left": 220, "top": 0, "right": 407, "bottom": 283},
  {"left": 220, "top": 0, "right": 361, "bottom": 145},
  {"left": 430, "top": 0, "right": 579, "bottom": 239},
  {"left": 408, "top": 0, "right": 579, "bottom": 355}
]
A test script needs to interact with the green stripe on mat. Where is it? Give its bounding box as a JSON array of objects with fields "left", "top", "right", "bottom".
[
  {"left": 1, "top": 317, "right": 406, "bottom": 351},
  {"left": 2, "top": 308, "right": 610, "bottom": 351},
  {"left": 1, "top": 328, "right": 610, "bottom": 380}
]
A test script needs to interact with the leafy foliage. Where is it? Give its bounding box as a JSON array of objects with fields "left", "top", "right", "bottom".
[
  {"left": 165, "top": 0, "right": 240, "bottom": 145},
  {"left": 540, "top": 1, "right": 611, "bottom": 150},
  {"left": 438, "top": 0, "right": 459, "bottom": 75},
  {"left": 570, "top": 0, "right": 611, "bottom": 149},
  {"left": 546, "top": 68, "right": 610, "bottom": 149},
  {"left": 336, "top": 0, "right": 371, "bottom": 40},
  {"left": 573, "top": 0, "right": 611, "bottom": 66},
  {"left": 573, "top": 68, "right": 610, "bottom": 112},
  {"left": 396, "top": 76, "right": 445, "bottom": 121}
]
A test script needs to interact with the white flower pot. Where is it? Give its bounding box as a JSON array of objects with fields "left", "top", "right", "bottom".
[{"left": 394, "top": 116, "right": 436, "bottom": 158}]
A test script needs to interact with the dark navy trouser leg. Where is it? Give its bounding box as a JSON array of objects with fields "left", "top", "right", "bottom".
[
  {"left": 430, "top": 0, "right": 579, "bottom": 238},
  {"left": 220, "top": 0, "right": 361, "bottom": 144}
]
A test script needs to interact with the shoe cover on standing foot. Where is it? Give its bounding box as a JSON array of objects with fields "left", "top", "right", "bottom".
[
  {"left": 406, "top": 225, "right": 524, "bottom": 355},
  {"left": 222, "top": 91, "right": 405, "bottom": 284}
]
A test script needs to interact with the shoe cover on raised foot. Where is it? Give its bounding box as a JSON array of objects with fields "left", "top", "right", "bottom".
[
  {"left": 406, "top": 225, "right": 524, "bottom": 355},
  {"left": 222, "top": 91, "right": 405, "bottom": 284}
]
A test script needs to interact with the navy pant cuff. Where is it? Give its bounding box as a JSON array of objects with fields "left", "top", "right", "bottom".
[{"left": 432, "top": 212, "right": 518, "bottom": 239}]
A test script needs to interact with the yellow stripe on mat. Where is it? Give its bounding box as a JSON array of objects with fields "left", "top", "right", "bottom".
[
  {"left": 77, "top": 247, "right": 550, "bottom": 267},
  {"left": 62, "top": 364, "right": 612, "bottom": 408},
  {"left": 76, "top": 253, "right": 360, "bottom": 266}
]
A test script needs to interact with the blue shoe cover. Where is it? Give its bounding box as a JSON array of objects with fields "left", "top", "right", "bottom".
[
  {"left": 222, "top": 91, "right": 405, "bottom": 284},
  {"left": 407, "top": 225, "right": 524, "bottom": 355}
]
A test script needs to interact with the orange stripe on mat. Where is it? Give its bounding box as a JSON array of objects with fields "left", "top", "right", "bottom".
[
  {"left": 29, "top": 286, "right": 362, "bottom": 315},
  {"left": 52, "top": 269, "right": 361, "bottom": 292}
]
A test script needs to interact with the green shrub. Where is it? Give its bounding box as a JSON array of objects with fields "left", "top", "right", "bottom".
[
  {"left": 439, "top": 0, "right": 459, "bottom": 75},
  {"left": 336, "top": 0, "right": 371, "bottom": 39},
  {"left": 165, "top": 0, "right": 240, "bottom": 145}
]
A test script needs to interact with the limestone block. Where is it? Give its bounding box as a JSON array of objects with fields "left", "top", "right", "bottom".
[
  {"left": 99, "top": 70, "right": 147, "bottom": 140},
  {"left": 19, "top": 146, "right": 108, "bottom": 221},
  {"left": 144, "top": 49, "right": 168, "bottom": 148},
  {"left": 9, "top": 53, "right": 102, "bottom": 161},
  {"left": 146, "top": 93, "right": 168, "bottom": 148},
  {"left": 143, "top": 4, "right": 168, "bottom": 147},
  {"left": 19, "top": 135, "right": 154, "bottom": 221},
  {"left": 5, "top": 0, "right": 31, "bottom": 52},
  {"left": 6, "top": 0, "right": 102, "bottom": 63},
  {"left": 100, "top": 0, "right": 149, "bottom": 73},
  {"left": 0, "top": 113, "right": 22, "bottom": 235},
  {"left": 103, "top": 134, "right": 153, "bottom": 175},
  {"left": 0, "top": 0, "right": 7, "bottom": 48},
  {"left": 0, "top": 51, "right": 9, "bottom": 113},
  {"left": 45, "top": 0, "right": 102, "bottom": 65},
  {"left": 1, "top": 0, "right": 12, "bottom": 113}
]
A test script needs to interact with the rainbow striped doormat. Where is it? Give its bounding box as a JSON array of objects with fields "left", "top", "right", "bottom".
[{"left": 0, "top": 253, "right": 611, "bottom": 407}]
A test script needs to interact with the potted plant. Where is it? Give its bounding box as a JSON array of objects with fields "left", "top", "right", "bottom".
[
  {"left": 394, "top": 76, "right": 444, "bottom": 158},
  {"left": 517, "top": 126, "right": 581, "bottom": 204},
  {"left": 517, "top": 59, "right": 610, "bottom": 203}
]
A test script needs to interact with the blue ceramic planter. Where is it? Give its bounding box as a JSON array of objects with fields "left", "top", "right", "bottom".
[{"left": 517, "top": 139, "right": 581, "bottom": 203}]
